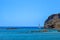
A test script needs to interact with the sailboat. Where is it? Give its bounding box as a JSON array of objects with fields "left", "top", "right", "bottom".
[{"left": 38, "top": 24, "right": 40, "bottom": 28}]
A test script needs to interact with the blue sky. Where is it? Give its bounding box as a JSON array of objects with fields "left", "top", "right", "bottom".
[{"left": 0, "top": 0, "right": 60, "bottom": 27}]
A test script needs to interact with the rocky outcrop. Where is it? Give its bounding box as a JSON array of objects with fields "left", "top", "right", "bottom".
[
  {"left": 30, "top": 29, "right": 48, "bottom": 33},
  {"left": 44, "top": 13, "right": 60, "bottom": 30},
  {"left": 6, "top": 27, "right": 17, "bottom": 30}
]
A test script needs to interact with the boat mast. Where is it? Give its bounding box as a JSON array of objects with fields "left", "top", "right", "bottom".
[{"left": 38, "top": 24, "right": 40, "bottom": 28}]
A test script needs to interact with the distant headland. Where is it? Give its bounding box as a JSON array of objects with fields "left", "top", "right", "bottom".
[
  {"left": 43, "top": 13, "right": 60, "bottom": 32},
  {"left": 44, "top": 13, "right": 60, "bottom": 29}
]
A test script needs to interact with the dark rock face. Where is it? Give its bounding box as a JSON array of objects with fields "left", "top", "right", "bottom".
[{"left": 44, "top": 13, "right": 60, "bottom": 29}]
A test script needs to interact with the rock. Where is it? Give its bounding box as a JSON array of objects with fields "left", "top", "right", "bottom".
[
  {"left": 44, "top": 13, "right": 60, "bottom": 29},
  {"left": 57, "top": 30, "right": 60, "bottom": 32},
  {"left": 40, "top": 29, "right": 48, "bottom": 32},
  {"left": 6, "top": 27, "right": 17, "bottom": 30}
]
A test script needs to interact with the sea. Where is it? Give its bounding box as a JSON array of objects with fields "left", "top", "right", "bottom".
[{"left": 0, "top": 27, "right": 60, "bottom": 40}]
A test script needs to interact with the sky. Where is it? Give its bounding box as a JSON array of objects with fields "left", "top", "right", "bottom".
[{"left": 0, "top": 0, "right": 60, "bottom": 27}]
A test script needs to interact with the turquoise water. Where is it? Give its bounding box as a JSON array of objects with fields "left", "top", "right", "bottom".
[{"left": 0, "top": 28, "right": 60, "bottom": 40}]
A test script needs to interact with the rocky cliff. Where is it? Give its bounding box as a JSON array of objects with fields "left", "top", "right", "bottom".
[{"left": 44, "top": 13, "right": 60, "bottom": 30}]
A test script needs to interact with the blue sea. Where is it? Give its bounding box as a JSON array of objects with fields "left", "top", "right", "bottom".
[{"left": 0, "top": 27, "right": 60, "bottom": 40}]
